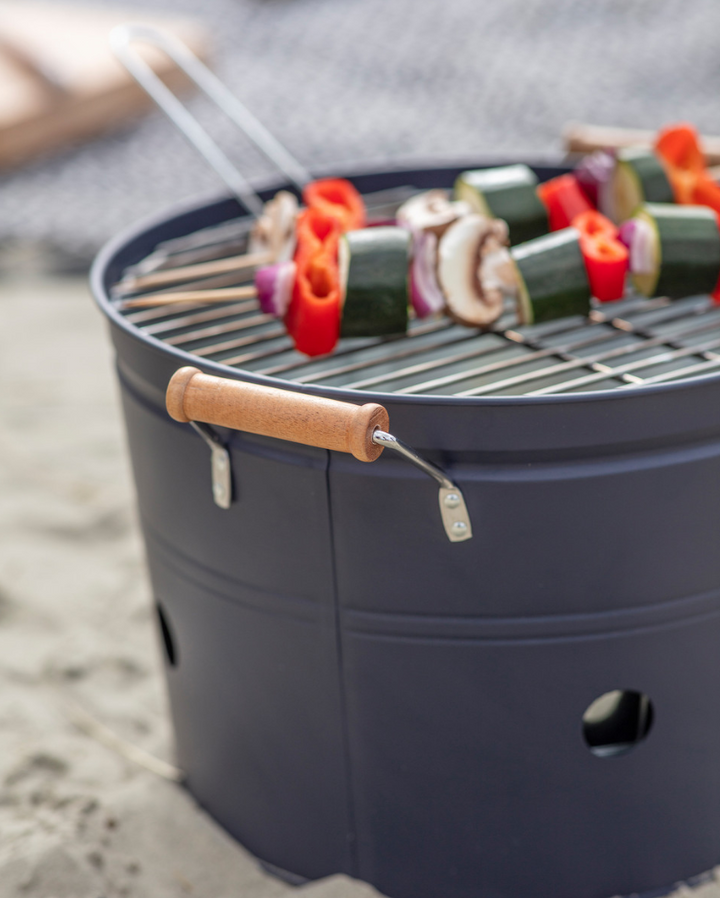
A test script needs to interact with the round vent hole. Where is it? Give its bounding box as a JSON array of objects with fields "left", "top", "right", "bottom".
[
  {"left": 582, "top": 690, "right": 653, "bottom": 758},
  {"left": 156, "top": 603, "right": 177, "bottom": 668}
]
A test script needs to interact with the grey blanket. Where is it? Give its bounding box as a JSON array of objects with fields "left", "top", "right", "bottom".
[{"left": 1, "top": 0, "right": 717, "bottom": 265}]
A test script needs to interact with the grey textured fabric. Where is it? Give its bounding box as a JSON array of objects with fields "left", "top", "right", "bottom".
[{"left": 1, "top": 0, "right": 718, "bottom": 264}]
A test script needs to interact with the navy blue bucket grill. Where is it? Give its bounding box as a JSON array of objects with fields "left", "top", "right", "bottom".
[{"left": 91, "top": 161, "right": 720, "bottom": 898}]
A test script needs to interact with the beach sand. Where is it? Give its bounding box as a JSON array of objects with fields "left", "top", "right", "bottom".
[{"left": 0, "top": 275, "right": 381, "bottom": 897}]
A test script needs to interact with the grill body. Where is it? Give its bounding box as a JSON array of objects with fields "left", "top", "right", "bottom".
[{"left": 92, "top": 163, "right": 720, "bottom": 898}]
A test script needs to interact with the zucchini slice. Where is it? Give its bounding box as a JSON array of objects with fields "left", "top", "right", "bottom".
[
  {"left": 610, "top": 148, "right": 674, "bottom": 224},
  {"left": 455, "top": 164, "right": 549, "bottom": 245},
  {"left": 339, "top": 227, "right": 410, "bottom": 337},
  {"left": 631, "top": 203, "right": 720, "bottom": 299},
  {"left": 510, "top": 229, "right": 592, "bottom": 325}
]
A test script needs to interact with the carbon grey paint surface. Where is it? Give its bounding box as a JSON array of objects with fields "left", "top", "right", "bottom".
[{"left": 92, "top": 164, "right": 720, "bottom": 898}]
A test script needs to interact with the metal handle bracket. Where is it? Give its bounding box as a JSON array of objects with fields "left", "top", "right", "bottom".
[
  {"left": 372, "top": 431, "right": 472, "bottom": 542},
  {"left": 190, "top": 421, "right": 232, "bottom": 509}
]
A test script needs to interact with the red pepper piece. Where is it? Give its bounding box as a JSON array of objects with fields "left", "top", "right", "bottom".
[
  {"left": 303, "top": 178, "right": 366, "bottom": 231},
  {"left": 572, "top": 209, "right": 618, "bottom": 241},
  {"left": 285, "top": 208, "right": 342, "bottom": 356},
  {"left": 537, "top": 174, "right": 595, "bottom": 231},
  {"left": 573, "top": 210, "right": 628, "bottom": 302},
  {"left": 294, "top": 207, "right": 341, "bottom": 258},
  {"left": 284, "top": 247, "right": 341, "bottom": 356}
]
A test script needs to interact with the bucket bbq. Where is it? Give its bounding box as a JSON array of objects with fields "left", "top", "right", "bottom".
[{"left": 91, "top": 27, "right": 720, "bottom": 898}]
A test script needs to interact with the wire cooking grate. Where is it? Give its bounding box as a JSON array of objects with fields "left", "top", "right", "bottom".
[{"left": 116, "top": 191, "right": 720, "bottom": 398}]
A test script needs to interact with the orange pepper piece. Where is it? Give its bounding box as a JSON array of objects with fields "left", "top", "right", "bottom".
[
  {"left": 655, "top": 123, "right": 706, "bottom": 174},
  {"left": 691, "top": 173, "right": 720, "bottom": 216},
  {"left": 655, "top": 123, "right": 707, "bottom": 204}
]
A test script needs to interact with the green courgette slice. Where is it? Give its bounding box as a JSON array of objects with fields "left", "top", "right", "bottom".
[
  {"left": 455, "top": 164, "right": 549, "bottom": 245},
  {"left": 510, "top": 228, "right": 592, "bottom": 325},
  {"left": 610, "top": 148, "right": 674, "bottom": 224},
  {"left": 339, "top": 227, "right": 410, "bottom": 337},
  {"left": 631, "top": 203, "right": 720, "bottom": 299}
]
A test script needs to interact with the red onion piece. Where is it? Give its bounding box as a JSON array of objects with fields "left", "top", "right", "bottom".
[
  {"left": 627, "top": 218, "right": 656, "bottom": 276},
  {"left": 575, "top": 150, "right": 616, "bottom": 206},
  {"left": 410, "top": 231, "right": 446, "bottom": 318},
  {"left": 618, "top": 220, "right": 636, "bottom": 250},
  {"left": 366, "top": 218, "right": 398, "bottom": 227},
  {"left": 255, "top": 260, "right": 296, "bottom": 317}
]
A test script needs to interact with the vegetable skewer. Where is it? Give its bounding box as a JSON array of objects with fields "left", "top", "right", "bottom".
[
  {"left": 120, "top": 123, "right": 720, "bottom": 353},
  {"left": 564, "top": 123, "right": 720, "bottom": 166}
]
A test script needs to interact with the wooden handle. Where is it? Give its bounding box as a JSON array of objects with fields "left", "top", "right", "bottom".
[
  {"left": 166, "top": 367, "right": 389, "bottom": 462},
  {"left": 563, "top": 122, "right": 720, "bottom": 165}
]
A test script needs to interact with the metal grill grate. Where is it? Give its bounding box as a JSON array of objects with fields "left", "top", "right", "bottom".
[{"left": 116, "top": 191, "right": 720, "bottom": 398}]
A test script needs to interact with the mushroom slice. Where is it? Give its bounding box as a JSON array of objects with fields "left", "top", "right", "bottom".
[
  {"left": 397, "top": 189, "right": 471, "bottom": 237},
  {"left": 438, "top": 215, "right": 513, "bottom": 329},
  {"left": 249, "top": 190, "right": 299, "bottom": 263}
]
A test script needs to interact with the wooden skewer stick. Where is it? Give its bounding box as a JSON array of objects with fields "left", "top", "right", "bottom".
[
  {"left": 563, "top": 123, "right": 720, "bottom": 166},
  {"left": 122, "top": 285, "right": 258, "bottom": 309},
  {"left": 115, "top": 250, "right": 274, "bottom": 295}
]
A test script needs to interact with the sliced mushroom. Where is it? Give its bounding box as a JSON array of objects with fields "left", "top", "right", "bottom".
[
  {"left": 397, "top": 190, "right": 471, "bottom": 238},
  {"left": 249, "top": 190, "right": 299, "bottom": 263},
  {"left": 438, "top": 214, "right": 516, "bottom": 329}
]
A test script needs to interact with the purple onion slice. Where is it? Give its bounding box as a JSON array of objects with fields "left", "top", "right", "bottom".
[
  {"left": 575, "top": 150, "right": 616, "bottom": 206},
  {"left": 617, "top": 219, "right": 636, "bottom": 251},
  {"left": 409, "top": 231, "right": 446, "bottom": 318},
  {"left": 617, "top": 216, "right": 656, "bottom": 276},
  {"left": 627, "top": 217, "right": 656, "bottom": 276},
  {"left": 255, "top": 261, "right": 296, "bottom": 318}
]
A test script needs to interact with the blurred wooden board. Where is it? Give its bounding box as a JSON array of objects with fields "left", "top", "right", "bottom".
[{"left": 0, "top": 2, "right": 209, "bottom": 170}]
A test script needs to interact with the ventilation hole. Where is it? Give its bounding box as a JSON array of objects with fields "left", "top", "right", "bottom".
[
  {"left": 582, "top": 690, "right": 653, "bottom": 758},
  {"left": 156, "top": 603, "right": 177, "bottom": 668}
]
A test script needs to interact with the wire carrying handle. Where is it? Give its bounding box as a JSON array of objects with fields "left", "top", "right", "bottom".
[
  {"left": 166, "top": 367, "right": 473, "bottom": 542},
  {"left": 109, "top": 24, "right": 312, "bottom": 217}
]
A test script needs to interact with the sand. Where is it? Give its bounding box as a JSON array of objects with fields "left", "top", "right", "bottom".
[
  {"left": 0, "top": 272, "right": 718, "bottom": 898},
  {"left": 0, "top": 274, "right": 382, "bottom": 898}
]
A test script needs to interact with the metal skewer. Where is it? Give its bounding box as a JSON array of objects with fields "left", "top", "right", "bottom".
[{"left": 110, "top": 26, "right": 319, "bottom": 300}]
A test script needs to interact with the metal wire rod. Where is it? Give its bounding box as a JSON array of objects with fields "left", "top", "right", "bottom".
[{"left": 110, "top": 25, "right": 311, "bottom": 214}]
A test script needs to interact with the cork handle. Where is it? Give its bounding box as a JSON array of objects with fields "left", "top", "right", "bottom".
[{"left": 166, "top": 367, "right": 389, "bottom": 462}]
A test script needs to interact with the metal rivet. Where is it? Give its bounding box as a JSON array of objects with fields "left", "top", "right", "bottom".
[
  {"left": 444, "top": 493, "right": 461, "bottom": 509},
  {"left": 451, "top": 521, "right": 467, "bottom": 535}
]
